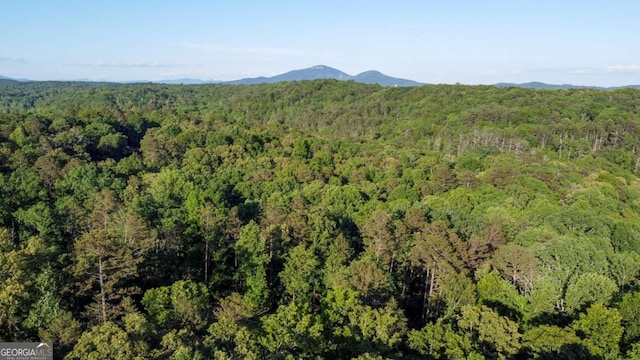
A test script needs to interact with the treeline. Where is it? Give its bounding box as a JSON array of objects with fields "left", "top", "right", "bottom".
[{"left": 1, "top": 79, "right": 640, "bottom": 359}]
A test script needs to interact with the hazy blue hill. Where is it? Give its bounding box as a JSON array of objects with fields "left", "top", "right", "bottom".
[
  {"left": 1, "top": 75, "right": 33, "bottom": 82},
  {"left": 157, "top": 78, "right": 219, "bottom": 85},
  {"left": 609, "top": 84, "right": 640, "bottom": 90},
  {"left": 353, "top": 70, "right": 423, "bottom": 87},
  {"left": 494, "top": 82, "right": 604, "bottom": 90},
  {"left": 226, "top": 76, "right": 271, "bottom": 85},
  {"left": 7, "top": 71, "right": 638, "bottom": 89},
  {"left": 225, "top": 65, "right": 423, "bottom": 87},
  {"left": 272, "top": 65, "right": 351, "bottom": 82},
  {"left": 494, "top": 82, "right": 640, "bottom": 90},
  {"left": 228, "top": 65, "right": 350, "bottom": 84}
]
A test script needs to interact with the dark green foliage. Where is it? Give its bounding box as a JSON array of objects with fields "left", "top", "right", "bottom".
[{"left": 1, "top": 80, "right": 640, "bottom": 358}]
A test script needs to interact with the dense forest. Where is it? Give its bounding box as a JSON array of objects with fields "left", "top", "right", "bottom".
[{"left": 2, "top": 78, "right": 640, "bottom": 359}]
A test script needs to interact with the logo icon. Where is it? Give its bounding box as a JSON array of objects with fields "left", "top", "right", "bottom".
[{"left": 0, "top": 342, "right": 53, "bottom": 360}]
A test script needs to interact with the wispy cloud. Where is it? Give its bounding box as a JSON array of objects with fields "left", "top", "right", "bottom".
[
  {"left": 603, "top": 64, "right": 640, "bottom": 74},
  {"left": 181, "top": 43, "right": 300, "bottom": 56},
  {"left": 0, "top": 56, "right": 26, "bottom": 64},
  {"left": 481, "top": 69, "right": 526, "bottom": 77},
  {"left": 157, "top": 69, "right": 277, "bottom": 81},
  {"left": 570, "top": 65, "right": 640, "bottom": 75},
  {"left": 482, "top": 65, "right": 640, "bottom": 78},
  {"left": 75, "top": 61, "right": 185, "bottom": 68}
]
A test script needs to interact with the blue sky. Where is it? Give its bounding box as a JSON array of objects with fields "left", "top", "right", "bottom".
[{"left": 1, "top": 0, "right": 639, "bottom": 86}]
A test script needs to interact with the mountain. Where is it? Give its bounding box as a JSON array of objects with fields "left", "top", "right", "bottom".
[
  {"left": 272, "top": 65, "right": 351, "bottom": 82},
  {"left": 226, "top": 65, "right": 350, "bottom": 85},
  {"left": 226, "top": 65, "right": 423, "bottom": 87},
  {"left": 494, "top": 82, "right": 604, "bottom": 90},
  {"left": 226, "top": 76, "right": 270, "bottom": 85},
  {"left": 609, "top": 85, "right": 640, "bottom": 90},
  {"left": 0, "top": 75, "right": 32, "bottom": 82},
  {"left": 353, "top": 70, "right": 423, "bottom": 87},
  {"left": 494, "top": 82, "right": 640, "bottom": 90},
  {"left": 8, "top": 71, "right": 639, "bottom": 89},
  {"left": 156, "top": 78, "right": 220, "bottom": 85}
]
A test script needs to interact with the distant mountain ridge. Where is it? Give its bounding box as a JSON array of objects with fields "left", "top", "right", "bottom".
[
  {"left": 0, "top": 75, "right": 31, "bottom": 82},
  {"left": 156, "top": 78, "right": 216, "bottom": 85},
  {"left": 494, "top": 81, "right": 640, "bottom": 90},
  {"left": 224, "top": 65, "right": 423, "bottom": 87},
  {"left": 494, "top": 82, "right": 600, "bottom": 90},
  {"left": 2, "top": 71, "right": 640, "bottom": 89}
]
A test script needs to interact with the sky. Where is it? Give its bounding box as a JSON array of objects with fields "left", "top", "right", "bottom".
[{"left": 1, "top": 0, "right": 639, "bottom": 86}]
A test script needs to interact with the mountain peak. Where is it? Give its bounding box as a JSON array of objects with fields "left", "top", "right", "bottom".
[
  {"left": 354, "top": 70, "right": 422, "bottom": 87},
  {"left": 358, "top": 70, "right": 383, "bottom": 75},
  {"left": 227, "top": 65, "right": 423, "bottom": 87}
]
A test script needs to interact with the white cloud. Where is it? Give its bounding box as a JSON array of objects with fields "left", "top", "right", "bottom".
[
  {"left": 181, "top": 43, "right": 301, "bottom": 56},
  {"left": 0, "top": 56, "right": 26, "bottom": 64},
  {"left": 478, "top": 65, "right": 640, "bottom": 79},
  {"left": 157, "top": 69, "right": 277, "bottom": 81},
  {"left": 570, "top": 65, "right": 640, "bottom": 75},
  {"left": 604, "top": 64, "right": 640, "bottom": 74},
  {"left": 570, "top": 68, "right": 596, "bottom": 75},
  {"left": 479, "top": 69, "right": 526, "bottom": 77},
  {"left": 76, "top": 61, "right": 185, "bottom": 68}
]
